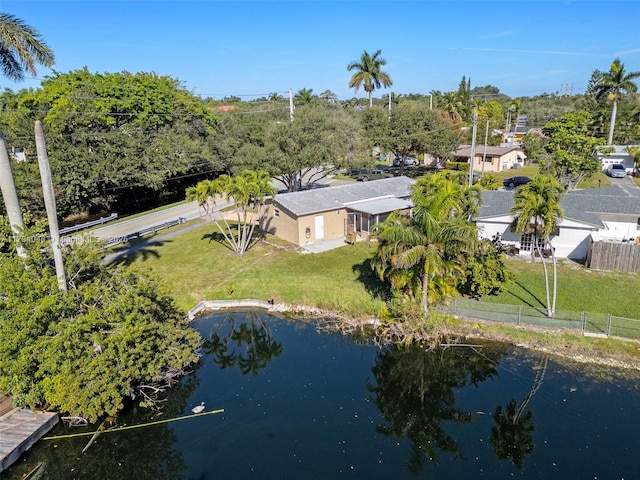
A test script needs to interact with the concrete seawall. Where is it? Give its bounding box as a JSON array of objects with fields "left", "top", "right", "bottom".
[{"left": 188, "top": 299, "right": 275, "bottom": 320}]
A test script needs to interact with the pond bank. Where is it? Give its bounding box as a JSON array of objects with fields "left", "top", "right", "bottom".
[{"left": 188, "top": 300, "right": 640, "bottom": 372}]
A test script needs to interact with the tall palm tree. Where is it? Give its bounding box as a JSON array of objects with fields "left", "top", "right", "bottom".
[
  {"left": 594, "top": 58, "right": 640, "bottom": 145},
  {"left": 0, "top": 13, "right": 54, "bottom": 81},
  {"left": 0, "top": 14, "right": 54, "bottom": 259},
  {"left": 347, "top": 49, "right": 393, "bottom": 108},
  {"left": 372, "top": 173, "right": 478, "bottom": 314},
  {"left": 510, "top": 176, "right": 565, "bottom": 317}
]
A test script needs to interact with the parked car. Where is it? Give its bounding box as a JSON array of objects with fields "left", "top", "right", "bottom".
[
  {"left": 606, "top": 163, "right": 627, "bottom": 178},
  {"left": 503, "top": 176, "right": 532, "bottom": 188},
  {"left": 392, "top": 156, "right": 417, "bottom": 167},
  {"left": 356, "top": 168, "right": 392, "bottom": 182}
]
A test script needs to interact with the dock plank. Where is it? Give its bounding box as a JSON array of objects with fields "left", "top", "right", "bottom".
[{"left": 0, "top": 409, "right": 59, "bottom": 473}]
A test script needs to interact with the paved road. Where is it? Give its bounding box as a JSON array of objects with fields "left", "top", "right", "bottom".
[{"left": 73, "top": 198, "right": 231, "bottom": 244}]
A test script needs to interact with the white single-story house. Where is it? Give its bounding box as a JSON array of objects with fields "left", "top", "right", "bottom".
[
  {"left": 260, "top": 176, "right": 415, "bottom": 247},
  {"left": 453, "top": 144, "right": 527, "bottom": 173},
  {"left": 476, "top": 185, "right": 640, "bottom": 261},
  {"left": 595, "top": 145, "right": 637, "bottom": 174}
]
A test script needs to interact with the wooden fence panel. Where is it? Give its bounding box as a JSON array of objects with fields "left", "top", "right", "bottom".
[{"left": 588, "top": 241, "right": 640, "bottom": 272}]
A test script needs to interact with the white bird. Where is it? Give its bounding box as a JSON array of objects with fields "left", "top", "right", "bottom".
[{"left": 192, "top": 402, "right": 205, "bottom": 414}]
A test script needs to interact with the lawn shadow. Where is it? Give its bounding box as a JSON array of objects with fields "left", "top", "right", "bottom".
[
  {"left": 505, "top": 280, "right": 546, "bottom": 309},
  {"left": 352, "top": 256, "right": 392, "bottom": 301},
  {"left": 105, "top": 239, "right": 171, "bottom": 266},
  {"left": 201, "top": 230, "right": 266, "bottom": 253}
]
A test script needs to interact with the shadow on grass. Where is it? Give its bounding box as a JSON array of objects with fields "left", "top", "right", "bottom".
[
  {"left": 352, "top": 256, "right": 392, "bottom": 301},
  {"left": 505, "top": 280, "right": 546, "bottom": 309},
  {"left": 201, "top": 230, "right": 266, "bottom": 253},
  {"left": 106, "top": 239, "right": 172, "bottom": 266}
]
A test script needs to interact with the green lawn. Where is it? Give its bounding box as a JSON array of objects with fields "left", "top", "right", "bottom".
[
  {"left": 124, "top": 223, "right": 639, "bottom": 321},
  {"left": 483, "top": 257, "right": 638, "bottom": 319},
  {"left": 122, "top": 223, "right": 386, "bottom": 315}
]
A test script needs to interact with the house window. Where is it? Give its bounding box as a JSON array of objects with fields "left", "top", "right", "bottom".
[
  {"left": 519, "top": 233, "right": 544, "bottom": 252},
  {"left": 274, "top": 209, "right": 280, "bottom": 218}
]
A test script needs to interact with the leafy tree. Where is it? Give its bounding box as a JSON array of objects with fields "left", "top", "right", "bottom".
[
  {"left": 1, "top": 69, "right": 220, "bottom": 217},
  {"left": 186, "top": 170, "right": 276, "bottom": 255},
  {"left": 0, "top": 228, "right": 201, "bottom": 423},
  {"left": 459, "top": 238, "right": 514, "bottom": 298},
  {"left": 594, "top": 58, "right": 640, "bottom": 145},
  {"left": 372, "top": 173, "right": 478, "bottom": 314},
  {"left": 361, "top": 102, "right": 463, "bottom": 173},
  {"left": 264, "top": 105, "right": 366, "bottom": 191},
  {"left": 521, "top": 129, "right": 548, "bottom": 163},
  {"left": 347, "top": 49, "right": 393, "bottom": 108},
  {"left": 540, "top": 110, "right": 603, "bottom": 190},
  {"left": 510, "top": 176, "right": 565, "bottom": 317}
]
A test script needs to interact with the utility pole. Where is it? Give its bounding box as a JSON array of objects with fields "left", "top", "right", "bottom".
[
  {"left": 35, "top": 120, "right": 67, "bottom": 292},
  {"left": 468, "top": 108, "right": 478, "bottom": 187},
  {"left": 481, "top": 119, "right": 489, "bottom": 175},
  {"left": 289, "top": 89, "right": 294, "bottom": 122}
]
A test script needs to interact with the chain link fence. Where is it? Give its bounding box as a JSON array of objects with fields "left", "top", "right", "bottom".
[{"left": 442, "top": 298, "right": 640, "bottom": 341}]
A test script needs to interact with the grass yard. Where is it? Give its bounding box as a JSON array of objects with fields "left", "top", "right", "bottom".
[
  {"left": 122, "top": 223, "right": 639, "bottom": 322},
  {"left": 482, "top": 257, "right": 639, "bottom": 319},
  {"left": 119, "top": 223, "right": 386, "bottom": 315}
]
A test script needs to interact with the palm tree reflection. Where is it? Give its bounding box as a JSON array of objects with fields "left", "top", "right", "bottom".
[
  {"left": 203, "top": 312, "right": 283, "bottom": 376},
  {"left": 490, "top": 355, "right": 547, "bottom": 469},
  {"left": 367, "top": 343, "right": 506, "bottom": 474}
]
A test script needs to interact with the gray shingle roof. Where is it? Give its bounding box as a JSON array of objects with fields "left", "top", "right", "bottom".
[
  {"left": 477, "top": 185, "right": 640, "bottom": 228},
  {"left": 274, "top": 176, "right": 415, "bottom": 217}
]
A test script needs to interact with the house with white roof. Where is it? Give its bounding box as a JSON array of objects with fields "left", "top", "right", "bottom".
[
  {"left": 476, "top": 185, "right": 640, "bottom": 262},
  {"left": 260, "top": 176, "right": 415, "bottom": 247}
]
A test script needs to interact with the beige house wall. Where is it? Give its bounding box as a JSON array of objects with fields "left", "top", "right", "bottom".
[
  {"left": 471, "top": 150, "right": 523, "bottom": 173},
  {"left": 261, "top": 201, "right": 347, "bottom": 247}
]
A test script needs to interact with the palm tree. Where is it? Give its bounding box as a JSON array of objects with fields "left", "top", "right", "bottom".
[
  {"left": 294, "top": 87, "right": 315, "bottom": 106},
  {"left": 372, "top": 173, "right": 478, "bottom": 314},
  {"left": 0, "top": 13, "right": 54, "bottom": 81},
  {"left": 187, "top": 170, "right": 275, "bottom": 255},
  {"left": 594, "top": 58, "right": 640, "bottom": 145},
  {"left": 0, "top": 14, "right": 54, "bottom": 259},
  {"left": 347, "top": 49, "right": 393, "bottom": 108},
  {"left": 510, "top": 176, "right": 565, "bottom": 317}
]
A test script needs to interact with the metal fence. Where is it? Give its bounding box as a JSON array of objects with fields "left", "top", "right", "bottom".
[
  {"left": 59, "top": 213, "right": 118, "bottom": 235},
  {"left": 443, "top": 298, "right": 640, "bottom": 341}
]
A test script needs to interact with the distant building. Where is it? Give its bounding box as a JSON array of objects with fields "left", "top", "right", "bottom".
[
  {"left": 595, "top": 145, "right": 637, "bottom": 174},
  {"left": 453, "top": 144, "right": 527, "bottom": 173}
]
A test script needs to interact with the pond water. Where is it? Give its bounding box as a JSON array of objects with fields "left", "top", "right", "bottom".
[{"left": 5, "top": 310, "right": 640, "bottom": 479}]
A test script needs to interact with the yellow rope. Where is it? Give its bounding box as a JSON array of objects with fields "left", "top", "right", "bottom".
[{"left": 42, "top": 409, "right": 224, "bottom": 440}]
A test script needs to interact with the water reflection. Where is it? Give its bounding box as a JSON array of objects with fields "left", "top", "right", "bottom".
[
  {"left": 367, "top": 343, "right": 509, "bottom": 473},
  {"left": 202, "top": 312, "right": 284, "bottom": 375},
  {"left": 489, "top": 356, "right": 546, "bottom": 469}
]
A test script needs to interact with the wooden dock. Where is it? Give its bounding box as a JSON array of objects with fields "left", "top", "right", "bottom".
[{"left": 0, "top": 404, "right": 59, "bottom": 473}]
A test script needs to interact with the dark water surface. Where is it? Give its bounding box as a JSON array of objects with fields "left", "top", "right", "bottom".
[{"left": 5, "top": 311, "right": 640, "bottom": 479}]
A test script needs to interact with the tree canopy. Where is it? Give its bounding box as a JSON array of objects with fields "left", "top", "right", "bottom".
[
  {"left": 0, "top": 222, "right": 201, "bottom": 422},
  {"left": 0, "top": 69, "right": 220, "bottom": 217},
  {"left": 347, "top": 49, "right": 393, "bottom": 108}
]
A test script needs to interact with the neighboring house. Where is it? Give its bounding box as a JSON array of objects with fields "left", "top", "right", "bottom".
[
  {"left": 595, "top": 145, "right": 637, "bottom": 174},
  {"left": 476, "top": 185, "right": 640, "bottom": 262},
  {"left": 260, "top": 177, "right": 415, "bottom": 247},
  {"left": 453, "top": 144, "right": 527, "bottom": 173}
]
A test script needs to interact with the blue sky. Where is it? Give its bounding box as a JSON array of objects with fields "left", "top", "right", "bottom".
[{"left": 1, "top": 1, "right": 639, "bottom": 101}]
